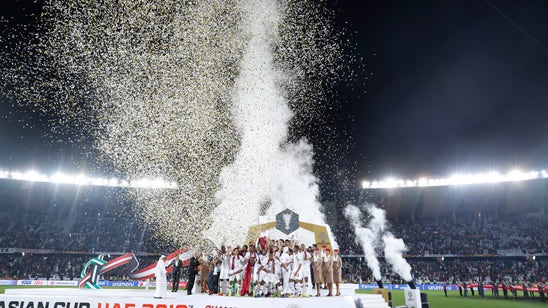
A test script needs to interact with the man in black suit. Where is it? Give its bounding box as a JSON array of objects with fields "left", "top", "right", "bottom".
[
  {"left": 502, "top": 281, "right": 508, "bottom": 299},
  {"left": 171, "top": 253, "right": 184, "bottom": 292},
  {"left": 187, "top": 250, "right": 200, "bottom": 295}
]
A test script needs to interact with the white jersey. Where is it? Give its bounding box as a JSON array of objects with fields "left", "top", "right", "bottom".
[
  {"left": 258, "top": 253, "right": 269, "bottom": 269},
  {"left": 259, "top": 254, "right": 275, "bottom": 283},
  {"left": 256, "top": 253, "right": 267, "bottom": 282},
  {"left": 280, "top": 251, "right": 292, "bottom": 294},
  {"left": 243, "top": 251, "right": 257, "bottom": 268},
  {"left": 245, "top": 251, "right": 258, "bottom": 282},
  {"left": 280, "top": 252, "right": 292, "bottom": 274},
  {"left": 228, "top": 254, "right": 244, "bottom": 280},
  {"left": 291, "top": 251, "right": 304, "bottom": 280},
  {"left": 274, "top": 250, "right": 282, "bottom": 279},
  {"left": 219, "top": 254, "right": 230, "bottom": 280},
  {"left": 243, "top": 251, "right": 254, "bottom": 263}
]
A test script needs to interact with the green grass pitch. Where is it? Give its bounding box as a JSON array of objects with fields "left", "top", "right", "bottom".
[{"left": 357, "top": 289, "right": 547, "bottom": 307}]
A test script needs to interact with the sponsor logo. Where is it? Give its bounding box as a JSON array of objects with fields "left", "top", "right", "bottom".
[
  {"left": 0, "top": 280, "right": 17, "bottom": 286},
  {"left": 111, "top": 281, "right": 138, "bottom": 287},
  {"left": 15, "top": 280, "right": 78, "bottom": 286},
  {"left": 406, "top": 289, "right": 416, "bottom": 301},
  {"left": 51, "top": 281, "right": 78, "bottom": 286}
]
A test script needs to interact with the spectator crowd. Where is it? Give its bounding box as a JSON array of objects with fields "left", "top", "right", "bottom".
[
  {"left": 334, "top": 214, "right": 546, "bottom": 257},
  {"left": 1, "top": 205, "right": 545, "bottom": 287}
]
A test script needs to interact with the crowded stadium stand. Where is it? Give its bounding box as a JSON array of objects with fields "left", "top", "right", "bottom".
[{"left": 0, "top": 177, "right": 546, "bottom": 298}]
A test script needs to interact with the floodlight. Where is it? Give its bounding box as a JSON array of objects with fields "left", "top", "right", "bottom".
[
  {"left": 363, "top": 167, "right": 546, "bottom": 189},
  {"left": 0, "top": 167, "right": 177, "bottom": 189}
]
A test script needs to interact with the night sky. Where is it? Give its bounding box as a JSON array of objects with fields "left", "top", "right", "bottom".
[
  {"left": 339, "top": 0, "right": 548, "bottom": 180},
  {"left": 1, "top": 0, "right": 548, "bottom": 188}
]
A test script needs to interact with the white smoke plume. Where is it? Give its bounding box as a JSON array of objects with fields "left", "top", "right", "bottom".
[
  {"left": 206, "top": 0, "right": 328, "bottom": 246},
  {"left": 345, "top": 204, "right": 413, "bottom": 282},
  {"left": 383, "top": 233, "right": 413, "bottom": 282},
  {"left": 344, "top": 204, "right": 382, "bottom": 280},
  {"left": 366, "top": 205, "right": 388, "bottom": 242}
]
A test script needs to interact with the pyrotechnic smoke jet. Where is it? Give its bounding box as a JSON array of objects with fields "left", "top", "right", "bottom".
[
  {"left": 345, "top": 204, "right": 414, "bottom": 284},
  {"left": 366, "top": 205, "right": 413, "bottom": 282},
  {"left": 383, "top": 233, "right": 413, "bottom": 282},
  {"left": 344, "top": 204, "right": 382, "bottom": 280}
]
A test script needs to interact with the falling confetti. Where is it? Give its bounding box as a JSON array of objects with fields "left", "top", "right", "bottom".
[{"left": 0, "top": 0, "right": 359, "bottom": 248}]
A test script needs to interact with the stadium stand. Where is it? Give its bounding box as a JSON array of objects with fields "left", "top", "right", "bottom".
[{"left": 0, "top": 178, "right": 546, "bottom": 298}]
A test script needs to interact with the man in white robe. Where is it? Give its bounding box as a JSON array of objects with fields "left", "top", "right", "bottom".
[{"left": 154, "top": 255, "right": 168, "bottom": 299}]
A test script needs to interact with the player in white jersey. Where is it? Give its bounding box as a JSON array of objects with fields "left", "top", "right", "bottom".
[
  {"left": 218, "top": 246, "right": 231, "bottom": 295},
  {"left": 228, "top": 247, "right": 244, "bottom": 296},
  {"left": 266, "top": 251, "right": 278, "bottom": 294},
  {"left": 243, "top": 246, "right": 258, "bottom": 290},
  {"left": 280, "top": 246, "right": 293, "bottom": 297},
  {"left": 241, "top": 245, "right": 258, "bottom": 296},
  {"left": 272, "top": 245, "right": 283, "bottom": 296},
  {"left": 256, "top": 248, "right": 274, "bottom": 296},
  {"left": 256, "top": 248, "right": 266, "bottom": 278},
  {"left": 301, "top": 244, "right": 312, "bottom": 297},
  {"left": 291, "top": 245, "right": 304, "bottom": 296},
  {"left": 251, "top": 250, "right": 260, "bottom": 291}
]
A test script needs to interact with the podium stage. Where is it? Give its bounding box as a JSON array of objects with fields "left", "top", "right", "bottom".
[{"left": 1, "top": 285, "right": 390, "bottom": 308}]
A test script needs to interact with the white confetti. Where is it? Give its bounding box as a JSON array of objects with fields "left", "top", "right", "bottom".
[{"left": 0, "top": 0, "right": 357, "bottom": 248}]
